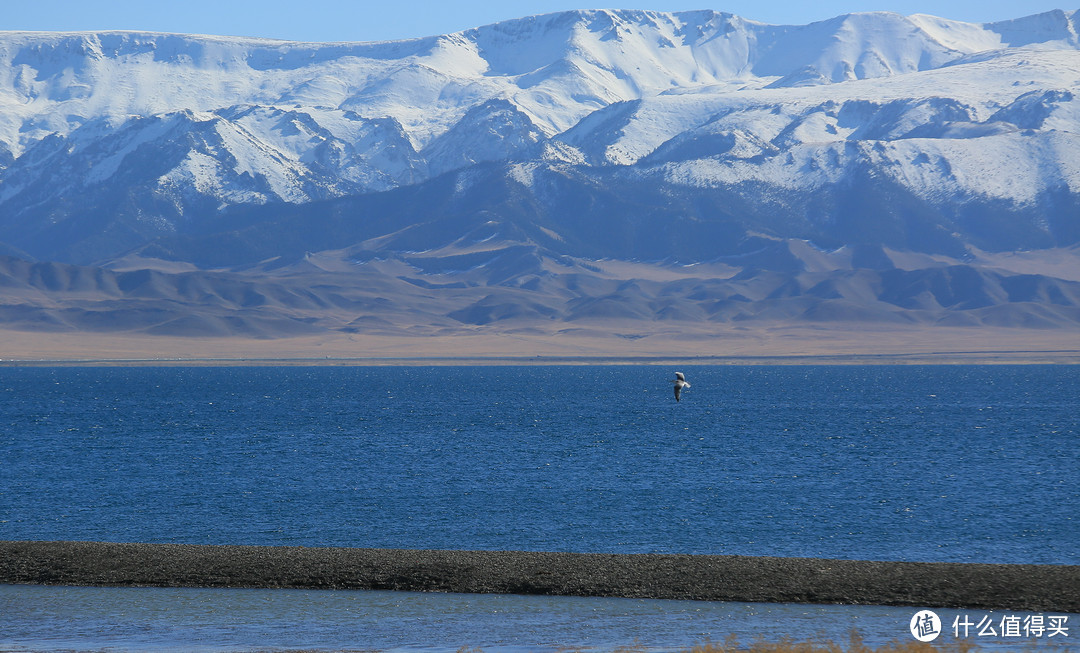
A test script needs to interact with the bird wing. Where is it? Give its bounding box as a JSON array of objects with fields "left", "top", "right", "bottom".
[
  {"left": 675, "top": 372, "right": 685, "bottom": 381},
  {"left": 674, "top": 384, "right": 682, "bottom": 401}
]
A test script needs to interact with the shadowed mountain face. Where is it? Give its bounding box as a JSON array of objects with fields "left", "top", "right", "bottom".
[
  {"left": 0, "top": 9, "right": 1078, "bottom": 340},
  {"left": 3, "top": 242, "right": 1079, "bottom": 338}
]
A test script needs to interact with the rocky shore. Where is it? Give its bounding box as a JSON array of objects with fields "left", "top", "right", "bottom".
[{"left": 2, "top": 541, "right": 1077, "bottom": 612}]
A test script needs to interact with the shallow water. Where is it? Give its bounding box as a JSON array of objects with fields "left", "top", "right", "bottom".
[{"left": 3, "top": 584, "right": 1074, "bottom": 652}]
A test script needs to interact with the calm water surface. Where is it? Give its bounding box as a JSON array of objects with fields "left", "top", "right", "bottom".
[
  {"left": 2, "top": 365, "right": 1078, "bottom": 651},
  {"left": 2, "top": 584, "right": 1074, "bottom": 652}
]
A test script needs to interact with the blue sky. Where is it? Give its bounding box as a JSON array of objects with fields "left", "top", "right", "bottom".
[{"left": 2, "top": 1, "right": 1074, "bottom": 42}]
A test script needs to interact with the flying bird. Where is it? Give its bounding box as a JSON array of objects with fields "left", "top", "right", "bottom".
[{"left": 672, "top": 372, "right": 690, "bottom": 402}]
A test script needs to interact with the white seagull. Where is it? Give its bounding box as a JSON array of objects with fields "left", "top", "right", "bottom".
[{"left": 672, "top": 372, "right": 690, "bottom": 402}]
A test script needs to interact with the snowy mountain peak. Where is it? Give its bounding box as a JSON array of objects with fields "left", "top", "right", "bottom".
[
  {"left": 0, "top": 9, "right": 1079, "bottom": 342},
  {"left": 0, "top": 8, "right": 1078, "bottom": 267},
  {"left": 2, "top": 9, "right": 1078, "bottom": 155},
  {"left": 987, "top": 9, "right": 1080, "bottom": 47}
]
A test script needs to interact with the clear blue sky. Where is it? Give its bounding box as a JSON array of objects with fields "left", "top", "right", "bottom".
[{"left": 2, "top": 1, "right": 1074, "bottom": 42}]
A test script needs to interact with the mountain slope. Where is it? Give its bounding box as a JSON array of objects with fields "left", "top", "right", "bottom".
[
  {"left": 1, "top": 9, "right": 1077, "bottom": 159},
  {"left": 0, "top": 8, "right": 1079, "bottom": 348}
]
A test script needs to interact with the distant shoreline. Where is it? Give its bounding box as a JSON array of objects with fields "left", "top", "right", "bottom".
[
  {"left": 2, "top": 541, "right": 1078, "bottom": 612},
  {"left": 4, "top": 323, "right": 1080, "bottom": 366},
  {"left": 3, "top": 350, "right": 1080, "bottom": 366}
]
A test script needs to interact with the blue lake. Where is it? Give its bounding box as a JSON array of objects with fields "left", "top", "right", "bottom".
[
  {"left": 2, "top": 364, "right": 1078, "bottom": 651},
  {"left": 2, "top": 583, "right": 1072, "bottom": 652}
]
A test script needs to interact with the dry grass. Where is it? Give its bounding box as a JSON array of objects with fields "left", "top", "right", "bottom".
[
  {"left": 682, "top": 631, "right": 977, "bottom": 651},
  {"left": 532, "top": 630, "right": 1074, "bottom": 652}
]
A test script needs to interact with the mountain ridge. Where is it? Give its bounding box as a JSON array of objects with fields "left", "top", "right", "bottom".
[
  {"left": 0, "top": 8, "right": 1079, "bottom": 352},
  {"left": 3, "top": 9, "right": 1078, "bottom": 152}
]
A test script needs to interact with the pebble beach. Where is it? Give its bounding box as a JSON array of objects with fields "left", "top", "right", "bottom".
[{"left": 2, "top": 541, "right": 1078, "bottom": 612}]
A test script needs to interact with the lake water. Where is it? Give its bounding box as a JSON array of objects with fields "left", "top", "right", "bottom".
[
  {"left": 2, "top": 365, "right": 1078, "bottom": 651},
  {"left": 3, "top": 583, "right": 1072, "bottom": 652}
]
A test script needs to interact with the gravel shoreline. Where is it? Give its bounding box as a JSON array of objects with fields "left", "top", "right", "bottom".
[{"left": 2, "top": 541, "right": 1077, "bottom": 612}]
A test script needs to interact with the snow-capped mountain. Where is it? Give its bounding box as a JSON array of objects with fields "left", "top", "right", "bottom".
[{"left": 0, "top": 8, "right": 1079, "bottom": 340}]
